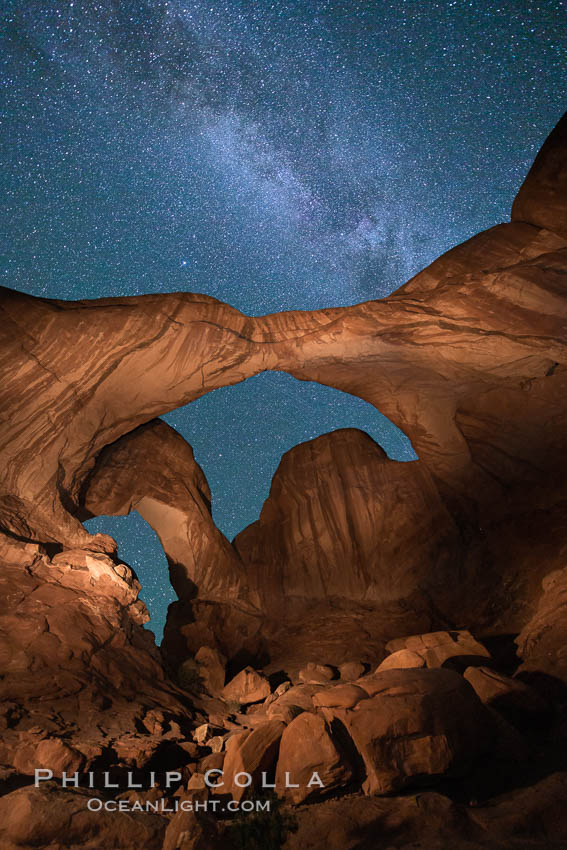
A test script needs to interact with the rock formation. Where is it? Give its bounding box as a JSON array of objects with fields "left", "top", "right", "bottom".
[
  {"left": 275, "top": 712, "right": 353, "bottom": 804},
  {"left": 319, "top": 667, "right": 493, "bottom": 796},
  {"left": 1, "top": 119, "right": 565, "bottom": 643},
  {"left": 516, "top": 566, "right": 567, "bottom": 691},
  {"left": 233, "top": 428, "right": 460, "bottom": 612},
  {"left": 0, "top": 534, "right": 195, "bottom": 788},
  {"left": 81, "top": 419, "right": 244, "bottom": 602},
  {"left": 0, "top": 113, "right": 566, "bottom": 849}
]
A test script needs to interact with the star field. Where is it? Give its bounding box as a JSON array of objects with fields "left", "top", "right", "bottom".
[{"left": 1, "top": 0, "right": 565, "bottom": 640}]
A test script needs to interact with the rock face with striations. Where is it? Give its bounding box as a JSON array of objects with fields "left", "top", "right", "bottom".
[{"left": 233, "top": 429, "right": 460, "bottom": 613}]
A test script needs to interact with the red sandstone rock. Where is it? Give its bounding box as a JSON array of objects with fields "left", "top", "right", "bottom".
[
  {"left": 375, "top": 649, "right": 426, "bottom": 671},
  {"left": 12, "top": 737, "right": 83, "bottom": 777},
  {"left": 0, "top": 110, "right": 566, "bottom": 850},
  {"left": 298, "top": 662, "right": 337, "bottom": 684},
  {"left": 82, "top": 420, "right": 244, "bottom": 602},
  {"left": 222, "top": 666, "right": 271, "bottom": 705},
  {"left": 516, "top": 566, "right": 567, "bottom": 688},
  {"left": 0, "top": 783, "right": 166, "bottom": 849},
  {"left": 235, "top": 430, "right": 461, "bottom": 615},
  {"left": 161, "top": 597, "right": 265, "bottom": 680},
  {"left": 512, "top": 113, "right": 567, "bottom": 239},
  {"left": 267, "top": 684, "right": 321, "bottom": 713},
  {"left": 0, "top": 535, "right": 193, "bottom": 778},
  {"left": 213, "top": 720, "right": 284, "bottom": 802},
  {"left": 162, "top": 808, "right": 221, "bottom": 850},
  {"left": 384, "top": 631, "right": 491, "bottom": 670},
  {"left": 284, "top": 772, "right": 567, "bottom": 850},
  {"left": 195, "top": 646, "right": 227, "bottom": 695},
  {"left": 338, "top": 661, "right": 366, "bottom": 680},
  {"left": 275, "top": 713, "right": 353, "bottom": 803},
  {"left": 464, "top": 666, "right": 548, "bottom": 728},
  {"left": 265, "top": 703, "right": 304, "bottom": 724},
  {"left": 0, "top": 122, "right": 565, "bottom": 650},
  {"left": 0, "top": 119, "right": 565, "bottom": 681},
  {"left": 198, "top": 749, "right": 224, "bottom": 768},
  {"left": 322, "top": 668, "right": 493, "bottom": 795},
  {"left": 312, "top": 683, "right": 369, "bottom": 709}
]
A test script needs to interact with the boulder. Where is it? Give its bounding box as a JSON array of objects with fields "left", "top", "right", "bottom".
[
  {"left": 268, "top": 684, "right": 321, "bottom": 713},
  {"left": 232, "top": 711, "right": 274, "bottom": 729},
  {"left": 193, "top": 723, "right": 221, "bottom": 745},
  {"left": 195, "top": 646, "right": 227, "bottom": 695},
  {"left": 266, "top": 703, "right": 304, "bottom": 724},
  {"left": 198, "top": 752, "right": 225, "bottom": 774},
  {"left": 118, "top": 786, "right": 163, "bottom": 806},
  {"left": 208, "top": 735, "right": 225, "bottom": 753},
  {"left": 0, "top": 783, "right": 165, "bottom": 849},
  {"left": 375, "top": 649, "right": 426, "bottom": 672},
  {"left": 385, "top": 631, "right": 491, "bottom": 670},
  {"left": 222, "top": 667, "right": 271, "bottom": 705},
  {"left": 338, "top": 661, "right": 366, "bottom": 680},
  {"left": 275, "top": 713, "right": 353, "bottom": 804},
  {"left": 142, "top": 708, "right": 167, "bottom": 735},
  {"left": 284, "top": 772, "right": 567, "bottom": 850},
  {"left": 464, "top": 666, "right": 548, "bottom": 727},
  {"left": 12, "top": 737, "right": 84, "bottom": 777},
  {"left": 186, "top": 772, "right": 208, "bottom": 791},
  {"left": 312, "top": 684, "right": 369, "bottom": 709},
  {"left": 245, "top": 702, "right": 268, "bottom": 715},
  {"left": 322, "top": 667, "right": 493, "bottom": 795},
  {"left": 298, "top": 663, "right": 336, "bottom": 684},
  {"left": 213, "top": 720, "right": 284, "bottom": 802}
]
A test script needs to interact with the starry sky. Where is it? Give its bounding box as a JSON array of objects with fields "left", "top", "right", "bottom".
[{"left": 1, "top": 0, "right": 565, "bottom": 641}]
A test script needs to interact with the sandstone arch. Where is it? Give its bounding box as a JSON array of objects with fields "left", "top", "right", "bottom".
[{"left": 0, "top": 113, "right": 566, "bottom": 653}]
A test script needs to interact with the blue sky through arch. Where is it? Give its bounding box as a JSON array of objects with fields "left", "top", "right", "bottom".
[
  {"left": 163, "top": 372, "right": 416, "bottom": 541},
  {"left": 86, "top": 373, "right": 416, "bottom": 642}
]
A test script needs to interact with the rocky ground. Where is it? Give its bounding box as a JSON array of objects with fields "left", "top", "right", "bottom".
[
  {"left": 0, "top": 115, "right": 566, "bottom": 848},
  {"left": 1, "top": 570, "right": 566, "bottom": 849}
]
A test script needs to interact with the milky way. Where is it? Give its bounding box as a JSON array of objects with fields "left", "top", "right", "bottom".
[{"left": 2, "top": 0, "right": 565, "bottom": 639}]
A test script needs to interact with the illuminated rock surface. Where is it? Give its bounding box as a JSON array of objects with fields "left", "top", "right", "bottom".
[{"left": 0, "top": 114, "right": 566, "bottom": 849}]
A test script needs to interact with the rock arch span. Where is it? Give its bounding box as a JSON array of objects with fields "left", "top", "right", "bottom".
[{"left": 0, "top": 113, "right": 566, "bottom": 661}]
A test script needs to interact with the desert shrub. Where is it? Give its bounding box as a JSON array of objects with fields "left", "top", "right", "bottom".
[{"left": 226, "top": 791, "right": 298, "bottom": 850}]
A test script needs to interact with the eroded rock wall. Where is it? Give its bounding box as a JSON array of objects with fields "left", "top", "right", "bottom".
[
  {"left": 234, "top": 429, "right": 461, "bottom": 612},
  {"left": 0, "top": 534, "right": 194, "bottom": 782}
]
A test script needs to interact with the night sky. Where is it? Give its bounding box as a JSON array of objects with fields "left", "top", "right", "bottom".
[{"left": 1, "top": 0, "right": 564, "bottom": 641}]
